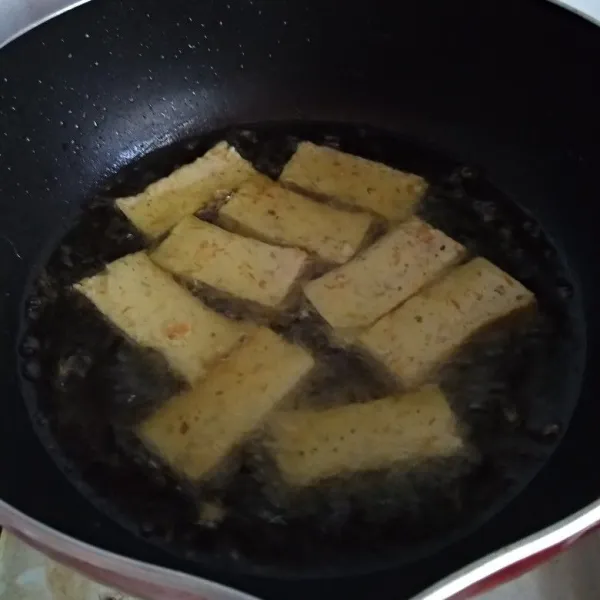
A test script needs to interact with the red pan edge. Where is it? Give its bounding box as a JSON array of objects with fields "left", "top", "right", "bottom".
[{"left": 3, "top": 495, "right": 600, "bottom": 599}]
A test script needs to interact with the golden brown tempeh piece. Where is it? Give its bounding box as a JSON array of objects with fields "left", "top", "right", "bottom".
[
  {"left": 137, "top": 327, "right": 315, "bottom": 482},
  {"left": 268, "top": 385, "right": 463, "bottom": 487},
  {"left": 151, "top": 216, "right": 310, "bottom": 309},
  {"left": 359, "top": 257, "right": 536, "bottom": 389},
  {"left": 220, "top": 176, "right": 375, "bottom": 264},
  {"left": 303, "top": 218, "right": 466, "bottom": 334},
  {"left": 116, "top": 141, "right": 257, "bottom": 239},
  {"left": 74, "top": 252, "right": 249, "bottom": 383},
  {"left": 279, "top": 142, "right": 428, "bottom": 221}
]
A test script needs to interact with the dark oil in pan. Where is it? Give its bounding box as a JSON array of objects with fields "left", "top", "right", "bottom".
[{"left": 18, "top": 122, "right": 586, "bottom": 577}]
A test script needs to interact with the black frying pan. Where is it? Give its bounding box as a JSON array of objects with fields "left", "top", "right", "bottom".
[{"left": 1, "top": 1, "right": 600, "bottom": 599}]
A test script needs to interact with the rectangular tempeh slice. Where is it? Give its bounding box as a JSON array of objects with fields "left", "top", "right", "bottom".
[
  {"left": 116, "top": 141, "right": 257, "bottom": 239},
  {"left": 74, "top": 252, "right": 249, "bottom": 383},
  {"left": 220, "top": 175, "right": 375, "bottom": 264},
  {"left": 137, "top": 327, "right": 315, "bottom": 482},
  {"left": 151, "top": 216, "right": 310, "bottom": 309},
  {"left": 279, "top": 141, "right": 428, "bottom": 221},
  {"left": 268, "top": 384, "right": 463, "bottom": 487},
  {"left": 303, "top": 217, "right": 466, "bottom": 334},
  {"left": 359, "top": 257, "right": 536, "bottom": 389}
]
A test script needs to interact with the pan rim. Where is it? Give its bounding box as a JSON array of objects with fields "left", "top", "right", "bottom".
[
  {"left": 550, "top": 0, "right": 600, "bottom": 26},
  {"left": 0, "top": 0, "right": 599, "bottom": 51},
  {"left": 0, "top": 0, "right": 92, "bottom": 50},
  {"left": 0, "top": 499, "right": 259, "bottom": 600},
  {"left": 3, "top": 494, "right": 600, "bottom": 599},
  {"left": 413, "top": 497, "right": 600, "bottom": 599}
]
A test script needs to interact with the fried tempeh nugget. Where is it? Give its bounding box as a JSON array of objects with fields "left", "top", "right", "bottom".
[
  {"left": 279, "top": 141, "right": 428, "bottom": 221},
  {"left": 303, "top": 217, "right": 466, "bottom": 334},
  {"left": 116, "top": 141, "right": 257, "bottom": 239},
  {"left": 74, "top": 252, "right": 249, "bottom": 383},
  {"left": 151, "top": 216, "right": 310, "bottom": 309},
  {"left": 359, "top": 257, "right": 536, "bottom": 389},
  {"left": 137, "top": 327, "right": 315, "bottom": 482},
  {"left": 220, "top": 175, "right": 375, "bottom": 264},
  {"left": 268, "top": 385, "right": 463, "bottom": 487}
]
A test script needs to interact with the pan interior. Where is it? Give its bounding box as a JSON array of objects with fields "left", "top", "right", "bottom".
[{"left": 17, "top": 122, "right": 585, "bottom": 576}]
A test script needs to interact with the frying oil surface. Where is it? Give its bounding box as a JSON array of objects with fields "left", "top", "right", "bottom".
[{"left": 18, "top": 123, "right": 584, "bottom": 574}]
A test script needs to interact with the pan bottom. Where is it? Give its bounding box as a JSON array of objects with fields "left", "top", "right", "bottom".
[{"left": 17, "top": 122, "right": 585, "bottom": 577}]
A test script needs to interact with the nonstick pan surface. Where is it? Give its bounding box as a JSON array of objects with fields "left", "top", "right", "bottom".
[{"left": 1, "top": 1, "right": 600, "bottom": 599}]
